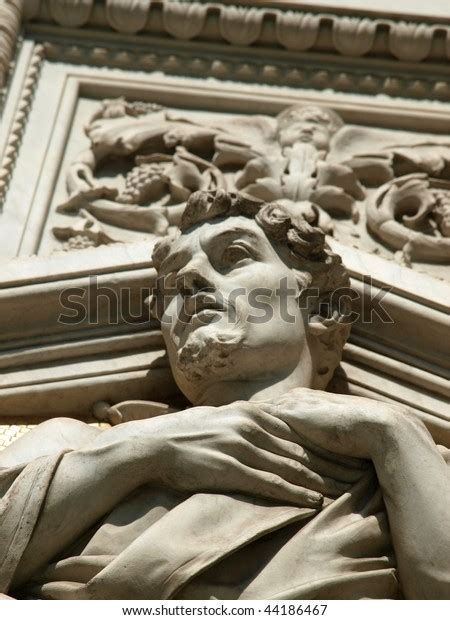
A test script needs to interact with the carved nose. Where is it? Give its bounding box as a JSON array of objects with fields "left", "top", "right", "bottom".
[
  {"left": 177, "top": 266, "right": 212, "bottom": 296},
  {"left": 213, "top": 189, "right": 232, "bottom": 209}
]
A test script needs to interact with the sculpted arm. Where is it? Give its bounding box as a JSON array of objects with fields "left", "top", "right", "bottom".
[
  {"left": 11, "top": 403, "right": 330, "bottom": 589},
  {"left": 271, "top": 389, "right": 450, "bottom": 599},
  {"left": 12, "top": 425, "right": 162, "bottom": 588},
  {"left": 369, "top": 411, "right": 450, "bottom": 599}
]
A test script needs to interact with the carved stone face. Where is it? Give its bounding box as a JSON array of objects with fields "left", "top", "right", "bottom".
[
  {"left": 277, "top": 108, "right": 333, "bottom": 151},
  {"left": 156, "top": 215, "right": 314, "bottom": 404}
]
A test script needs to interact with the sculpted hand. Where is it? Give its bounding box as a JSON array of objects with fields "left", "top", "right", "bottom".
[
  {"left": 263, "top": 387, "right": 403, "bottom": 460},
  {"left": 155, "top": 401, "right": 365, "bottom": 508}
]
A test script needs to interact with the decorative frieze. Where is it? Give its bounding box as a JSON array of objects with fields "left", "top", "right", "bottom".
[
  {"left": 51, "top": 97, "right": 450, "bottom": 267},
  {"left": 39, "top": 39, "right": 450, "bottom": 101},
  {"left": 22, "top": 0, "right": 450, "bottom": 63}
]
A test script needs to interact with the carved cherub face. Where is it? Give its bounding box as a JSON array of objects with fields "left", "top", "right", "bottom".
[
  {"left": 155, "top": 215, "right": 312, "bottom": 404},
  {"left": 276, "top": 105, "right": 343, "bottom": 151}
]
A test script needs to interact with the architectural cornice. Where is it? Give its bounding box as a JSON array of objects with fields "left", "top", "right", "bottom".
[
  {"left": 1, "top": 1, "right": 449, "bottom": 102},
  {"left": 20, "top": 0, "right": 450, "bottom": 63}
]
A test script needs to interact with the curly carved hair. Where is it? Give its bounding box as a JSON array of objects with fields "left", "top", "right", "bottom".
[
  {"left": 152, "top": 190, "right": 352, "bottom": 388},
  {"left": 153, "top": 189, "right": 349, "bottom": 300}
]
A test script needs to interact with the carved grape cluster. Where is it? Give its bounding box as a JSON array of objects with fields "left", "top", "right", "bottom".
[
  {"left": 118, "top": 162, "right": 168, "bottom": 204},
  {"left": 433, "top": 190, "right": 450, "bottom": 237},
  {"left": 60, "top": 234, "right": 97, "bottom": 251}
]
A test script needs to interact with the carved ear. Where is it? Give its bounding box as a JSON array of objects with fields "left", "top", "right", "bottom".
[{"left": 307, "top": 292, "right": 352, "bottom": 387}]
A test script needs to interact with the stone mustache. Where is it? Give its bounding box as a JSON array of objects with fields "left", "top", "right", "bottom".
[{"left": 0, "top": 191, "right": 449, "bottom": 600}]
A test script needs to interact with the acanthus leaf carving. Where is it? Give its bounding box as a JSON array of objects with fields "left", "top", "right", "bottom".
[
  {"left": 219, "top": 6, "right": 263, "bottom": 47},
  {"left": 105, "top": 0, "right": 151, "bottom": 34},
  {"left": 48, "top": 0, "right": 94, "bottom": 28},
  {"left": 388, "top": 21, "right": 433, "bottom": 62},
  {"left": 367, "top": 175, "right": 450, "bottom": 264},
  {"left": 162, "top": 2, "right": 207, "bottom": 41},
  {"left": 332, "top": 17, "right": 376, "bottom": 57},
  {"left": 52, "top": 99, "right": 450, "bottom": 270},
  {"left": 275, "top": 10, "right": 320, "bottom": 52},
  {"left": 19, "top": 1, "right": 450, "bottom": 64}
]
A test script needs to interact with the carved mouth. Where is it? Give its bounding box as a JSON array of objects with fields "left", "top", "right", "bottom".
[
  {"left": 190, "top": 308, "right": 225, "bottom": 328},
  {"left": 184, "top": 294, "right": 226, "bottom": 324}
]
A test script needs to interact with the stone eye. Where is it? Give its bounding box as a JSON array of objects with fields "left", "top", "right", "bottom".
[{"left": 221, "top": 244, "right": 252, "bottom": 267}]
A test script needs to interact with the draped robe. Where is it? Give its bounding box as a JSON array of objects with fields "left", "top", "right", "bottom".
[{"left": 1, "top": 414, "right": 449, "bottom": 600}]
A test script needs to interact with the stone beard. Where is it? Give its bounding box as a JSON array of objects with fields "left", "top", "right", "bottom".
[
  {"left": 0, "top": 190, "right": 448, "bottom": 600},
  {"left": 150, "top": 189, "right": 350, "bottom": 405},
  {"left": 176, "top": 327, "right": 246, "bottom": 383}
]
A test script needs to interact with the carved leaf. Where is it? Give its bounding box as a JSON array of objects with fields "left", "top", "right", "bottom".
[
  {"left": 332, "top": 17, "right": 376, "bottom": 57},
  {"left": 163, "top": 2, "right": 207, "bottom": 40},
  {"left": 219, "top": 6, "right": 263, "bottom": 46},
  {"left": 311, "top": 186, "right": 354, "bottom": 217},
  {"left": 49, "top": 0, "right": 93, "bottom": 27},
  {"left": 389, "top": 21, "right": 433, "bottom": 62},
  {"left": 105, "top": 0, "right": 151, "bottom": 34},
  {"left": 366, "top": 175, "right": 450, "bottom": 262},
  {"left": 316, "top": 162, "right": 365, "bottom": 201},
  {"left": 275, "top": 11, "right": 320, "bottom": 52}
]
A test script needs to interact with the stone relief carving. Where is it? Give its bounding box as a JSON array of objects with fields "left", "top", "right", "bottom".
[
  {"left": 54, "top": 99, "right": 450, "bottom": 266},
  {"left": 1, "top": 0, "right": 448, "bottom": 600},
  {"left": 367, "top": 175, "right": 450, "bottom": 264},
  {"left": 0, "top": 191, "right": 449, "bottom": 600}
]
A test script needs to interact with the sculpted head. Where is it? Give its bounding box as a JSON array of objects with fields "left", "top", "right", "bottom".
[
  {"left": 276, "top": 104, "right": 343, "bottom": 151},
  {"left": 151, "top": 190, "right": 351, "bottom": 406}
]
